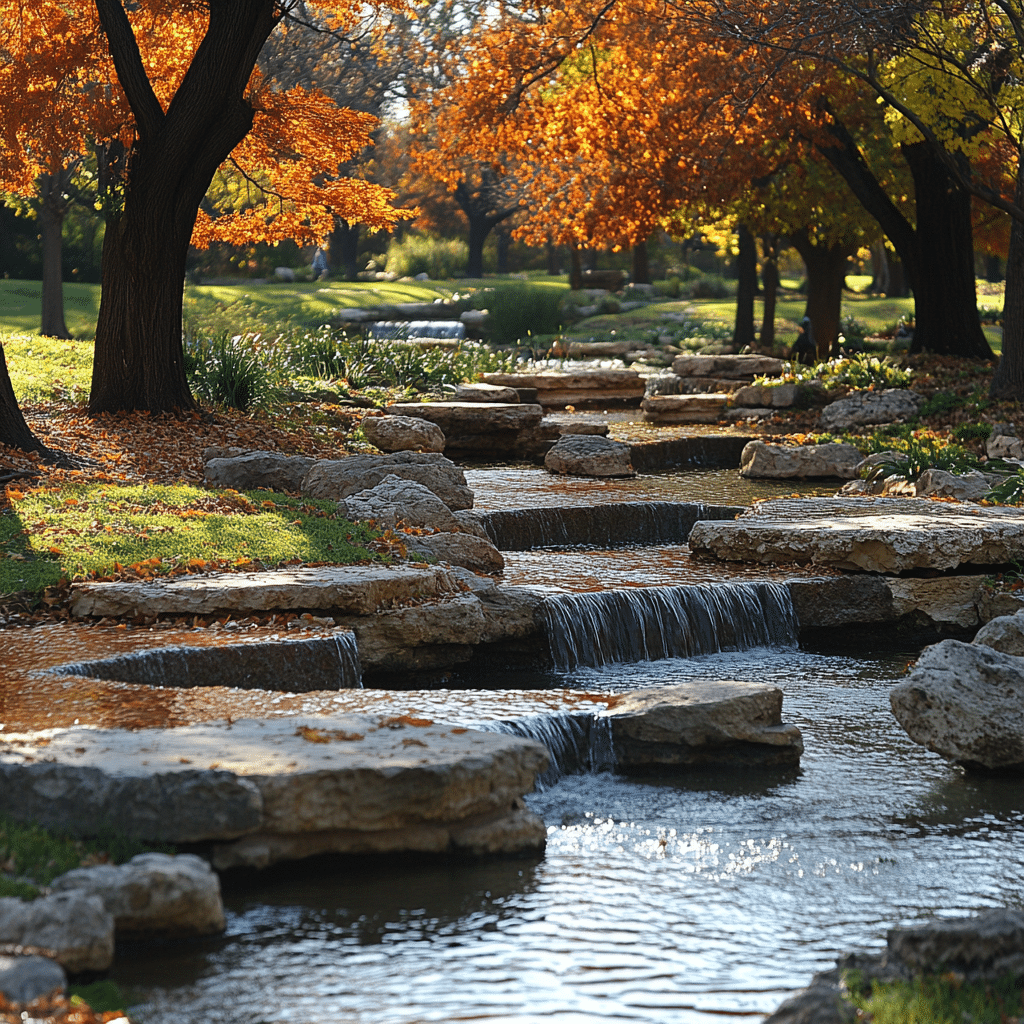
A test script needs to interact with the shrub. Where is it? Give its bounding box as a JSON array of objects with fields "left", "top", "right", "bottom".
[
  {"left": 475, "top": 283, "right": 565, "bottom": 346},
  {"left": 861, "top": 435, "right": 979, "bottom": 482},
  {"left": 688, "top": 274, "right": 733, "bottom": 299},
  {"left": 838, "top": 312, "right": 869, "bottom": 346},
  {"left": 754, "top": 354, "right": 911, "bottom": 391},
  {"left": 185, "top": 331, "right": 282, "bottom": 412},
  {"left": 985, "top": 469, "right": 1024, "bottom": 504},
  {"left": 951, "top": 422, "right": 993, "bottom": 443},
  {"left": 917, "top": 387, "right": 991, "bottom": 419},
  {"left": 385, "top": 234, "right": 468, "bottom": 279},
  {"left": 654, "top": 277, "right": 681, "bottom": 298}
]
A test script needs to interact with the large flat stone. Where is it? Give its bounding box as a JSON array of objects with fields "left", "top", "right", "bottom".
[
  {"left": 386, "top": 402, "right": 543, "bottom": 433},
  {"left": 603, "top": 681, "right": 802, "bottom": 769},
  {"left": 641, "top": 394, "right": 730, "bottom": 423},
  {"left": 688, "top": 497, "right": 1024, "bottom": 573},
  {"left": 672, "top": 354, "right": 785, "bottom": 379},
  {"left": 479, "top": 370, "right": 645, "bottom": 409},
  {"left": 739, "top": 441, "right": 863, "bottom": 479},
  {"left": 0, "top": 717, "right": 550, "bottom": 867},
  {"left": 70, "top": 565, "right": 459, "bottom": 618}
]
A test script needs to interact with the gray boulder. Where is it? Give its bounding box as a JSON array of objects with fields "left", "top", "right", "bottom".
[
  {"left": 739, "top": 441, "right": 862, "bottom": 479},
  {"left": 817, "top": 388, "right": 921, "bottom": 431},
  {"left": 406, "top": 532, "right": 505, "bottom": 574},
  {"left": 915, "top": 468, "right": 992, "bottom": 501},
  {"left": 887, "top": 909, "right": 1024, "bottom": 981},
  {"left": 0, "top": 892, "right": 114, "bottom": 973},
  {"left": 204, "top": 451, "right": 314, "bottom": 493},
  {"left": 341, "top": 475, "right": 461, "bottom": 532},
  {"left": 973, "top": 608, "right": 1024, "bottom": 655},
  {"left": 890, "top": 639, "right": 1024, "bottom": 772},
  {"left": 544, "top": 435, "right": 634, "bottom": 478},
  {"left": 0, "top": 954, "right": 65, "bottom": 1005},
  {"left": 603, "top": 681, "right": 803, "bottom": 769},
  {"left": 987, "top": 432, "right": 1024, "bottom": 461},
  {"left": 361, "top": 415, "right": 445, "bottom": 453},
  {"left": 763, "top": 969, "right": 856, "bottom": 1024},
  {"left": 50, "top": 852, "right": 225, "bottom": 938},
  {"left": 302, "top": 452, "right": 474, "bottom": 510}
]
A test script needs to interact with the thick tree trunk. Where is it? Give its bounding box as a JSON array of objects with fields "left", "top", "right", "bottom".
[
  {"left": 631, "top": 239, "right": 650, "bottom": 284},
  {"left": 496, "top": 226, "right": 511, "bottom": 274},
  {"left": 37, "top": 174, "right": 70, "bottom": 340},
  {"left": 759, "top": 235, "right": 780, "bottom": 351},
  {"left": 465, "top": 214, "right": 490, "bottom": 278},
  {"left": 869, "top": 239, "right": 889, "bottom": 295},
  {"left": 733, "top": 224, "right": 757, "bottom": 350},
  {"left": 902, "top": 143, "right": 993, "bottom": 360},
  {"left": 89, "top": 0, "right": 279, "bottom": 414},
  {"left": 986, "top": 253, "right": 1003, "bottom": 283},
  {"left": 991, "top": 155, "right": 1024, "bottom": 399},
  {"left": 789, "top": 231, "right": 852, "bottom": 359},
  {"left": 329, "top": 218, "right": 360, "bottom": 281},
  {"left": 0, "top": 343, "right": 49, "bottom": 456}
]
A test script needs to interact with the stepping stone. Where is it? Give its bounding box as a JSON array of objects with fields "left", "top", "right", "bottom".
[
  {"left": 69, "top": 565, "right": 460, "bottom": 619},
  {"left": 0, "top": 717, "right": 549, "bottom": 869},
  {"left": 672, "top": 354, "right": 785, "bottom": 379},
  {"left": 479, "top": 370, "right": 645, "bottom": 409},
  {"left": 739, "top": 441, "right": 863, "bottom": 479},
  {"left": 641, "top": 394, "right": 730, "bottom": 423},
  {"left": 385, "top": 401, "right": 543, "bottom": 454},
  {"left": 689, "top": 497, "right": 1024, "bottom": 573}
]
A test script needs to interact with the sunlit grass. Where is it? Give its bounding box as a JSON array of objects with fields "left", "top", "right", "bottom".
[
  {"left": 0, "top": 482, "right": 384, "bottom": 596},
  {"left": 3, "top": 329, "right": 93, "bottom": 403},
  {"left": 850, "top": 972, "right": 1024, "bottom": 1024}
]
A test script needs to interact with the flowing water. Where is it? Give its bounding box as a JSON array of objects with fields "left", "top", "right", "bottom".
[{"left": 115, "top": 640, "right": 1024, "bottom": 1024}]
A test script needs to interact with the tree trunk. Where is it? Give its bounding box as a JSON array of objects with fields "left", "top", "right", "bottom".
[
  {"left": 869, "top": 239, "right": 889, "bottom": 295},
  {"left": 789, "top": 230, "right": 852, "bottom": 359},
  {"left": 465, "top": 213, "right": 490, "bottom": 278},
  {"left": 329, "top": 218, "right": 360, "bottom": 281},
  {"left": 902, "top": 142, "right": 993, "bottom": 360},
  {"left": 88, "top": 0, "right": 279, "bottom": 414},
  {"left": 546, "top": 237, "right": 560, "bottom": 275},
  {"left": 733, "top": 224, "right": 757, "bottom": 350},
  {"left": 986, "top": 253, "right": 1003, "bottom": 283},
  {"left": 759, "top": 235, "right": 780, "bottom": 351},
  {"left": 631, "top": 238, "right": 650, "bottom": 284},
  {"left": 991, "top": 152, "right": 1024, "bottom": 399},
  {"left": 570, "top": 247, "right": 583, "bottom": 290},
  {"left": 0, "top": 343, "right": 49, "bottom": 456},
  {"left": 37, "top": 174, "right": 70, "bottom": 340}
]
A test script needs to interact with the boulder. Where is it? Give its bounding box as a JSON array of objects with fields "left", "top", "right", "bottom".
[
  {"left": 987, "top": 433, "right": 1024, "bottom": 461},
  {"left": 817, "top": 388, "right": 921, "bottom": 431},
  {"left": 544, "top": 435, "right": 634, "bottom": 478},
  {"left": 406, "top": 532, "right": 505, "bottom": 574},
  {"left": 361, "top": 415, "right": 445, "bottom": 454},
  {"left": 603, "top": 681, "right": 803, "bottom": 769},
  {"left": 341, "top": 475, "right": 461, "bottom": 532},
  {"left": 762, "top": 969, "right": 856, "bottom": 1024},
  {"left": 886, "top": 909, "right": 1024, "bottom": 981},
  {"left": 0, "top": 954, "right": 66, "bottom": 1005},
  {"left": 739, "top": 441, "right": 863, "bottom": 479},
  {"left": 0, "top": 893, "right": 113, "bottom": 973},
  {"left": 886, "top": 576, "right": 987, "bottom": 629},
  {"left": 0, "top": 718, "right": 549, "bottom": 870},
  {"left": 733, "top": 383, "right": 803, "bottom": 408},
  {"left": 914, "top": 468, "right": 992, "bottom": 501},
  {"left": 451, "top": 509, "right": 491, "bottom": 539},
  {"left": 50, "top": 853, "right": 225, "bottom": 938},
  {"left": 302, "top": 452, "right": 474, "bottom": 510},
  {"left": 641, "top": 394, "right": 730, "bottom": 423},
  {"left": 204, "top": 451, "right": 314, "bottom": 493},
  {"left": 688, "top": 497, "right": 1024, "bottom": 573},
  {"left": 973, "top": 607, "right": 1024, "bottom": 655},
  {"left": 452, "top": 383, "right": 520, "bottom": 403},
  {"left": 274, "top": 267, "right": 295, "bottom": 282},
  {"left": 385, "top": 401, "right": 542, "bottom": 435},
  {"left": 70, "top": 564, "right": 460, "bottom": 618},
  {"left": 890, "top": 639, "right": 1024, "bottom": 772}
]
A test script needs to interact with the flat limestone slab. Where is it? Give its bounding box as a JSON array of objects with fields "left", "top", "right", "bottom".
[
  {"left": 641, "top": 394, "right": 730, "bottom": 424},
  {"left": 70, "top": 564, "right": 459, "bottom": 619},
  {"left": 688, "top": 497, "right": 1024, "bottom": 573},
  {"left": 0, "top": 717, "right": 550, "bottom": 867},
  {"left": 386, "top": 402, "right": 543, "bottom": 432},
  {"left": 604, "top": 680, "right": 802, "bottom": 768}
]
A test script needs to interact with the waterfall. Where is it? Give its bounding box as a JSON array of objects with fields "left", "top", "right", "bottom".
[
  {"left": 480, "top": 502, "right": 745, "bottom": 551},
  {"left": 542, "top": 581, "right": 797, "bottom": 671},
  {"left": 476, "top": 712, "right": 615, "bottom": 789},
  {"left": 54, "top": 631, "right": 362, "bottom": 692},
  {"left": 369, "top": 320, "right": 466, "bottom": 341}
]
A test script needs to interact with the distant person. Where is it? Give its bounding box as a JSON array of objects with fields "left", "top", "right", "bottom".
[
  {"left": 312, "top": 245, "right": 329, "bottom": 281},
  {"left": 789, "top": 316, "right": 816, "bottom": 366}
]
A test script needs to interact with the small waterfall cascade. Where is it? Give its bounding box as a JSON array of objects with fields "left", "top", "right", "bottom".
[
  {"left": 369, "top": 320, "right": 466, "bottom": 341},
  {"left": 480, "top": 502, "right": 744, "bottom": 551},
  {"left": 54, "top": 631, "right": 362, "bottom": 692},
  {"left": 476, "top": 712, "right": 616, "bottom": 789},
  {"left": 543, "top": 580, "right": 798, "bottom": 672}
]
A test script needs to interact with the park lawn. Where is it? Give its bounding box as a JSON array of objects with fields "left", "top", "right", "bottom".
[{"left": 0, "top": 481, "right": 387, "bottom": 598}]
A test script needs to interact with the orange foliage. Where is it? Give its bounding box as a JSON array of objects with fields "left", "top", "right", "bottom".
[{"left": 0, "top": 0, "right": 406, "bottom": 243}]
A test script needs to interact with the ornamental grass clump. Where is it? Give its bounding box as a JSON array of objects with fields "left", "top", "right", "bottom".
[
  {"left": 860, "top": 434, "right": 980, "bottom": 483},
  {"left": 185, "top": 331, "right": 283, "bottom": 412}
]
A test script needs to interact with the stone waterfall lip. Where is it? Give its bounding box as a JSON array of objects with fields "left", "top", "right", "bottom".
[{"left": 689, "top": 496, "right": 1024, "bottom": 573}]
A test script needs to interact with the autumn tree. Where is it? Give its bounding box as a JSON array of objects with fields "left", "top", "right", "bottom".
[{"left": 0, "top": 0, "right": 404, "bottom": 424}]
